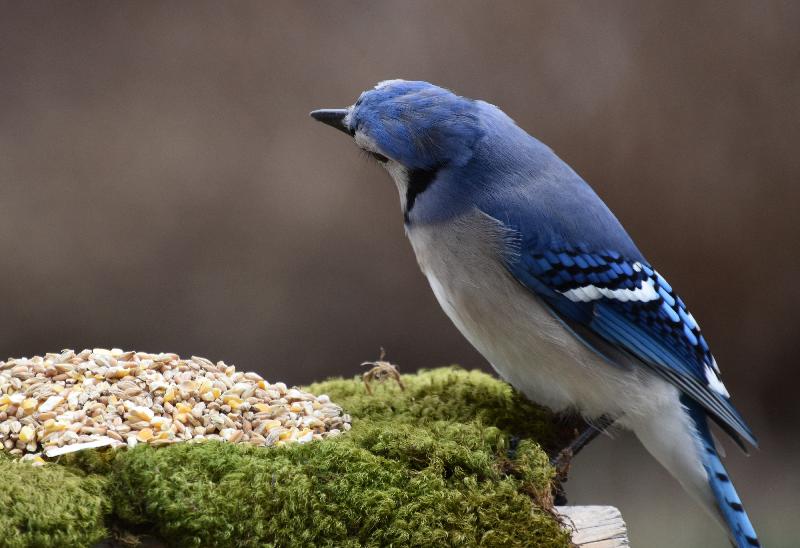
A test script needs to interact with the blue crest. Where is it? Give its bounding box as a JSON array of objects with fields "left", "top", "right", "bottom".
[{"left": 348, "top": 80, "right": 484, "bottom": 170}]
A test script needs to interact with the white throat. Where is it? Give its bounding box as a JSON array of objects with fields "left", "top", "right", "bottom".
[
  {"left": 354, "top": 130, "right": 411, "bottom": 214},
  {"left": 383, "top": 161, "right": 410, "bottom": 213}
]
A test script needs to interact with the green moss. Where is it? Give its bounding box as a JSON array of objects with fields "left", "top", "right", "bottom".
[
  {"left": 306, "top": 366, "right": 577, "bottom": 455},
  {"left": 0, "top": 452, "right": 109, "bottom": 548},
  {"left": 0, "top": 368, "right": 573, "bottom": 548}
]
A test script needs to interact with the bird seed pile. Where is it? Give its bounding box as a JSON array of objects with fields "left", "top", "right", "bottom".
[{"left": 0, "top": 348, "right": 350, "bottom": 464}]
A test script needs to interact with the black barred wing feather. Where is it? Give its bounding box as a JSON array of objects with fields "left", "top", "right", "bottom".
[{"left": 508, "top": 243, "right": 756, "bottom": 448}]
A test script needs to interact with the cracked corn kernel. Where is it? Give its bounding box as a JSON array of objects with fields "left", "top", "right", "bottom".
[
  {"left": 19, "top": 425, "right": 36, "bottom": 443},
  {"left": 175, "top": 402, "right": 192, "bottom": 414},
  {"left": 130, "top": 406, "right": 155, "bottom": 422},
  {"left": 21, "top": 398, "right": 38, "bottom": 414},
  {"left": 150, "top": 417, "right": 170, "bottom": 431},
  {"left": 136, "top": 428, "right": 154, "bottom": 442}
]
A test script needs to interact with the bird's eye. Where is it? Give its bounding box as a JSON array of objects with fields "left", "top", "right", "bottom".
[{"left": 370, "top": 152, "right": 389, "bottom": 163}]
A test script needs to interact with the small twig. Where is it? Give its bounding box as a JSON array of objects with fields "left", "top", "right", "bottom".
[{"left": 361, "top": 347, "right": 405, "bottom": 394}]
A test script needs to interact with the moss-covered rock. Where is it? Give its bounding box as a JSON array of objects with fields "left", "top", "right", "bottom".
[{"left": 0, "top": 367, "right": 574, "bottom": 547}]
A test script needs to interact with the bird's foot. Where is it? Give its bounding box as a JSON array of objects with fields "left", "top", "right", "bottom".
[
  {"left": 550, "top": 447, "right": 574, "bottom": 505},
  {"left": 548, "top": 414, "right": 618, "bottom": 506},
  {"left": 551, "top": 446, "right": 575, "bottom": 481}
]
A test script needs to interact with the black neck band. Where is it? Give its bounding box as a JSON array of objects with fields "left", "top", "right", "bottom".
[{"left": 404, "top": 167, "right": 440, "bottom": 224}]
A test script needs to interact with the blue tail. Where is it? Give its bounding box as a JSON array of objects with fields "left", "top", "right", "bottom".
[{"left": 687, "top": 403, "right": 760, "bottom": 547}]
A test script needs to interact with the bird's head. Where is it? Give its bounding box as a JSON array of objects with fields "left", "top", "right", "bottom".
[
  {"left": 311, "top": 80, "right": 490, "bottom": 220},
  {"left": 312, "top": 80, "right": 482, "bottom": 170}
]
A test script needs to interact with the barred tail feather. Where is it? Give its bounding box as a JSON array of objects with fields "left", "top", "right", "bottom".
[
  {"left": 686, "top": 401, "right": 760, "bottom": 548},
  {"left": 630, "top": 392, "right": 760, "bottom": 548}
]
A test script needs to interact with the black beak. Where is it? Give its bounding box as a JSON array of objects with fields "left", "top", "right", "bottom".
[{"left": 310, "top": 109, "right": 352, "bottom": 136}]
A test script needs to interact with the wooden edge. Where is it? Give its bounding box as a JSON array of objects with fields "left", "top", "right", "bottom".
[{"left": 555, "top": 505, "right": 630, "bottom": 547}]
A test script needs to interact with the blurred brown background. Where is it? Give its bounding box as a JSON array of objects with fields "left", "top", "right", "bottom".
[{"left": 1, "top": 1, "right": 798, "bottom": 545}]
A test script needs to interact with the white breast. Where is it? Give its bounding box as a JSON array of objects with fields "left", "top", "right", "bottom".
[{"left": 405, "top": 209, "right": 674, "bottom": 421}]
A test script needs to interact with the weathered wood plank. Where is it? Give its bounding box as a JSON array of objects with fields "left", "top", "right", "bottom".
[{"left": 556, "top": 506, "right": 629, "bottom": 547}]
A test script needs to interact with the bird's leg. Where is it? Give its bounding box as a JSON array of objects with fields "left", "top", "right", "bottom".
[
  {"left": 550, "top": 414, "right": 617, "bottom": 505},
  {"left": 551, "top": 414, "right": 617, "bottom": 470}
]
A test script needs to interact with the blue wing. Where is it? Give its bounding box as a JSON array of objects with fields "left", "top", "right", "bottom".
[
  {"left": 507, "top": 241, "right": 757, "bottom": 449},
  {"left": 454, "top": 131, "right": 755, "bottom": 448}
]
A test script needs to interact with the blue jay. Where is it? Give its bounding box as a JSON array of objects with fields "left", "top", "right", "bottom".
[{"left": 311, "top": 80, "right": 759, "bottom": 547}]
